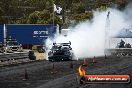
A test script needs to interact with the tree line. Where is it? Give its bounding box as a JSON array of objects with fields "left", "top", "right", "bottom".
[{"left": 0, "top": 0, "right": 128, "bottom": 26}]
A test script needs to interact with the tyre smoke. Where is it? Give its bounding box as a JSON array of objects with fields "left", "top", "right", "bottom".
[{"left": 46, "top": 7, "right": 132, "bottom": 58}]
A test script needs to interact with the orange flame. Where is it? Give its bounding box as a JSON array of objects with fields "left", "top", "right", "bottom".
[{"left": 78, "top": 65, "right": 86, "bottom": 76}]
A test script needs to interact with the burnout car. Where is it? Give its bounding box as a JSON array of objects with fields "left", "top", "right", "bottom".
[{"left": 48, "top": 41, "right": 74, "bottom": 61}]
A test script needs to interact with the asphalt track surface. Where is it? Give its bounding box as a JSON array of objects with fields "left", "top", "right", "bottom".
[{"left": 0, "top": 56, "right": 132, "bottom": 88}]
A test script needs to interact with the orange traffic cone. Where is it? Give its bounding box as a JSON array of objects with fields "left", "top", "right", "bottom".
[
  {"left": 83, "top": 58, "right": 87, "bottom": 66},
  {"left": 23, "top": 68, "right": 29, "bottom": 80},
  {"left": 92, "top": 56, "right": 96, "bottom": 63},
  {"left": 51, "top": 63, "right": 56, "bottom": 74}
]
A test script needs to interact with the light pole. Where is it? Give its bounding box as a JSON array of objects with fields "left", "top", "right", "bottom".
[
  {"left": 53, "top": 0, "right": 55, "bottom": 26},
  {"left": 104, "top": 11, "right": 110, "bottom": 55}
]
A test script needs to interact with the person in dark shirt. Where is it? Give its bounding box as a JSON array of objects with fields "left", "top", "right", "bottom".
[
  {"left": 124, "top": 43, "right": 131, "bottom": 48},
  {"left": 119, "top": 39, "right": 125, "bottom": 48}
]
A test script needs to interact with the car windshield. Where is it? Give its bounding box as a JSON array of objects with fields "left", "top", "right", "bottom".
[
  {"left": 62, "top": 46, "right": 69, "bottom": 50},
  {"left": 52, "top": 45, "right": 61, "bottom": 50},
  {"left": 7, "top": 41, "right": 19, "bottom": 46}
]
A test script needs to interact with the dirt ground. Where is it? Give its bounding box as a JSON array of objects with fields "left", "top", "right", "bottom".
[{"left": 0, "top": 56, "right": 132, "bottom": 88}]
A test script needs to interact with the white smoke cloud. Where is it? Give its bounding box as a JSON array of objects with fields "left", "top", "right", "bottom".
[{"left": 46, "top": 7, "right": 132, "bottom": 58}]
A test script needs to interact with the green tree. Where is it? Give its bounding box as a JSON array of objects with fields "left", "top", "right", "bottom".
[
  {"left": 116, "top": 0, "right": 128, "bottom": 10},
  {"left": 71, "top": 12, "right": 93, "bottom": 23},
  {"left": 26, "top": 10, "right": 62, "bottom": 25}
]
